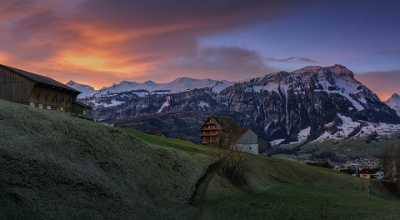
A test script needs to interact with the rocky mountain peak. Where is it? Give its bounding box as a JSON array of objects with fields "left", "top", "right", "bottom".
[
  {"left": 386, "top": 93, "right": 400, "bottom": 116},
  {"left": 67, "top": 81, "right": 96, "bottom": 98},
  {"left": 144, "top": 80, "right": 156, "bottom": 85},
  {"left": 294, "top": 64, "right": 354, "bottom": 78},
  {"left": 388, "top": 93, "right": 400, "bottom": 101}
]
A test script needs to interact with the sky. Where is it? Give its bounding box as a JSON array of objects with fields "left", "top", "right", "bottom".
[{"left": 0, "top": 0, "right": 399, "bottom": 99}]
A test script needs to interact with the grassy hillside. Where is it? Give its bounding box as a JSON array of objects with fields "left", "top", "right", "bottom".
[{"left": 0, "top": 100, "right": 399, "bottom": 220}]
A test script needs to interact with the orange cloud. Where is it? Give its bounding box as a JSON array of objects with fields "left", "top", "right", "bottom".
[
  {"left": 356, "top": 71, "right": 400, "bottom": 101},
  {"left": 0, "top": 0, "right": 310, "bottom": 89},
  {"left": 0, "top": 52, "right": 10, "bottom": 63}
]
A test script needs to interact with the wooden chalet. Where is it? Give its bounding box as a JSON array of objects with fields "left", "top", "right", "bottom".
[
  {"left": 201, "top": 116, "right": 259, "bottom": 155},
  {"left": 0, "top": 64, "right": 89, "bottom": 115}
]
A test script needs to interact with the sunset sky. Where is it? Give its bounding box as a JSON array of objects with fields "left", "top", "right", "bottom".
[{"left": 0, "top": 0, "right": 399, "bottom": 99}]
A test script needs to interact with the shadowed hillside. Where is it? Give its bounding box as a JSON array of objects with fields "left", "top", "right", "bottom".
[
  {"left": 0, "top": 100, "right": 400, "bottom": 220},
  {"left": 0, "top": 100, "right": 211, "bottom": 219}
]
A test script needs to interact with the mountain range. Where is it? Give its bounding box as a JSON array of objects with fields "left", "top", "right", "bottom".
[
  {"left": 68, "top": 65, "right": 400, "bottom": 151},
  {"left": 68, "top": 77, "right": 233, "bottom": 99}
]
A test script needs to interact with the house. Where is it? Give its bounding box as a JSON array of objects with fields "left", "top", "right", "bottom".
[
  {"left": 0, "top": 64, "right": 88, "bottom": 115},
  {"left": 359, "top": 169, "right": 374, "bottom": 179},
  {"left": 200, "top": 116, "right": 259, "bottom": 155}
]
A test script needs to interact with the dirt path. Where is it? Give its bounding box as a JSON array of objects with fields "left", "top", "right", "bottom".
[{"left": 189, "top": 159, "right": 225, "bottom": 206}]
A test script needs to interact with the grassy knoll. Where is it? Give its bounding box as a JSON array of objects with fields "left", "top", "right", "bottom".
[{"left": 0, "top": 99, "right": 399, "bottom": 220}]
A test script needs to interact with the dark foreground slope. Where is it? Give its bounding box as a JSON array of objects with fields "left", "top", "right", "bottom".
[
  {"left": 0, "top": 100, "right": 399, "bottom": 220},
  {"left": 0, "top": 100, "right": 210, "bottom": 220}
]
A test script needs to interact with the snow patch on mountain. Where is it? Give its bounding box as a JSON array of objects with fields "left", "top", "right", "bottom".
[
  {"left": 313, "top": 113, "right": 400, "bottom": 143},
  {"left": 295, "top": 127, "right": 311, "bottom": 144},
  {"left": 270, "top": 139, "right": 285, "bottom": 146},
  {"left": 95, "top": 77, "right": 232, "bottom": 97},
  {"left": 158, "top": 96, "right": 172, "bottom": 113},
  {"left": 198, "top": 101, "right": 210, "bottom": 109},
  {"left": 67, "top": 81, "right": 96, "bottom": 98},
  {"left": 94, "top": 100, "right": 125, "bottom": 108}
]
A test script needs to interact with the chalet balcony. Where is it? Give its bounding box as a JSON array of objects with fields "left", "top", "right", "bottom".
[
  {"left": 201, "top": 132, "right": 219, "bottom": 137},
  {"left": 201, "top": 127, "right": 221, "bottom": 131}
]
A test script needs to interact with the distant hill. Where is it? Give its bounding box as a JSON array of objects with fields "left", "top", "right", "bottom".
[{"left": 1, "top": 100, "right": 400, "bottom": 219}]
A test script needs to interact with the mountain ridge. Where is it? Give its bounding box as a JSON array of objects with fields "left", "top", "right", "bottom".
[
  {"left": 77, "top": 65, "right": 400, "bottom": 151},
  {"left": 68, "top": 77, "right": 233, "bottom": 98}
]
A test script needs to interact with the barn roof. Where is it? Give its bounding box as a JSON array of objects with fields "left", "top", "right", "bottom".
[{"left": 0, "top": 64, "right": 80, "bottom": 94}]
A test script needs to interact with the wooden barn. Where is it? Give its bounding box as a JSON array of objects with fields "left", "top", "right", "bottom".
[
  {"left": 0, "top": 64, "right": 88, "bottom": 115},
  {"left": 201, "top": 116, "right": 259, "bottom": 155}
]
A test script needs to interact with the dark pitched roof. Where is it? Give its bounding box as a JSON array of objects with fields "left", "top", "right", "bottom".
[{"left": 0, "top": 64, "right": 80, "bottom": 94}]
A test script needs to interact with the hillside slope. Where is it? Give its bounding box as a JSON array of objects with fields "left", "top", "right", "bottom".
[
  {"left": 0, "top": 100, "right": 211, "bottom": 220},
  {"left": 0, "top": 100, "right": 399, "bottom": 219}
]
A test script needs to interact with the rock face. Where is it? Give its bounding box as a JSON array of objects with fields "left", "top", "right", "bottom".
[
  {"left": 79, "top": 65, "right": 400, "bottom": 145},
  {"left": 386, "top": 93, "right": 400, "bottom": 116}
]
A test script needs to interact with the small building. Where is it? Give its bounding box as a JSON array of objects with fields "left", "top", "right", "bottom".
[
  {"left": 359, "top": 168, "right": 381, "bottom": 179},
  {"left": 200, "top": 116, "right": 259, "bottom": 155},
  {"left": 0, "top": 64, "right": 86, "bottom": 114}
]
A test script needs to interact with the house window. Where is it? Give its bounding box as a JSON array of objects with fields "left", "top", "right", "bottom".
[
  {"left": 60, "top": 107, "right": 64, "bottom": 112},
  {"left": 30, "top": 102, "right": 35, "bottom": 107},
  {"left": 47, "top": 106, "right": 52, "bottom": 110},
  {"left": 38, "top": 104, "right": 43, "bottom": 109}
]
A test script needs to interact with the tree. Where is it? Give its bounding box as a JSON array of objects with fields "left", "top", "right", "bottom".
[{"left": 383, "top": 143, "right": 400, "bottom": 192}]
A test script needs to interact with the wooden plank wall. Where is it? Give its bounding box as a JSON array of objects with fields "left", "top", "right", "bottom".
[
  {"left": 0, "top": 67, "right": 34, "bottom": 104},
  {"left": 30, "top": 86, "right": 75, "bottom": 112}
]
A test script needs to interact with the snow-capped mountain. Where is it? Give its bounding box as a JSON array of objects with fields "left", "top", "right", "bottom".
[
  {"left": 218, "top": 64, "right": 400, "bottom": 145},
  {"left": 82, "top": 65, "right": 400, "bottom": 147},
  {"left": 386, "top": 93, "right": 400, "bottom": 116},
  {"left": 67, "top": 81, "right": 96, "bottom": 98},
  {"left": 91, "top": 77, "right": 233, "bottom": 97}
]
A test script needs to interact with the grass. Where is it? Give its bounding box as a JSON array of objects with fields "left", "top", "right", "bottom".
[
  {"left": 0, "top": 99, "right": 399, "bottom": 219},
  {"left": 126, "top": 128, "right": 400, "bottom": 219},
  {"left": 127, "top": 128, "right": 221, "bottom": 156},
  {"left": 201, "top": 184, "right": 400, "bottom": 220}
]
